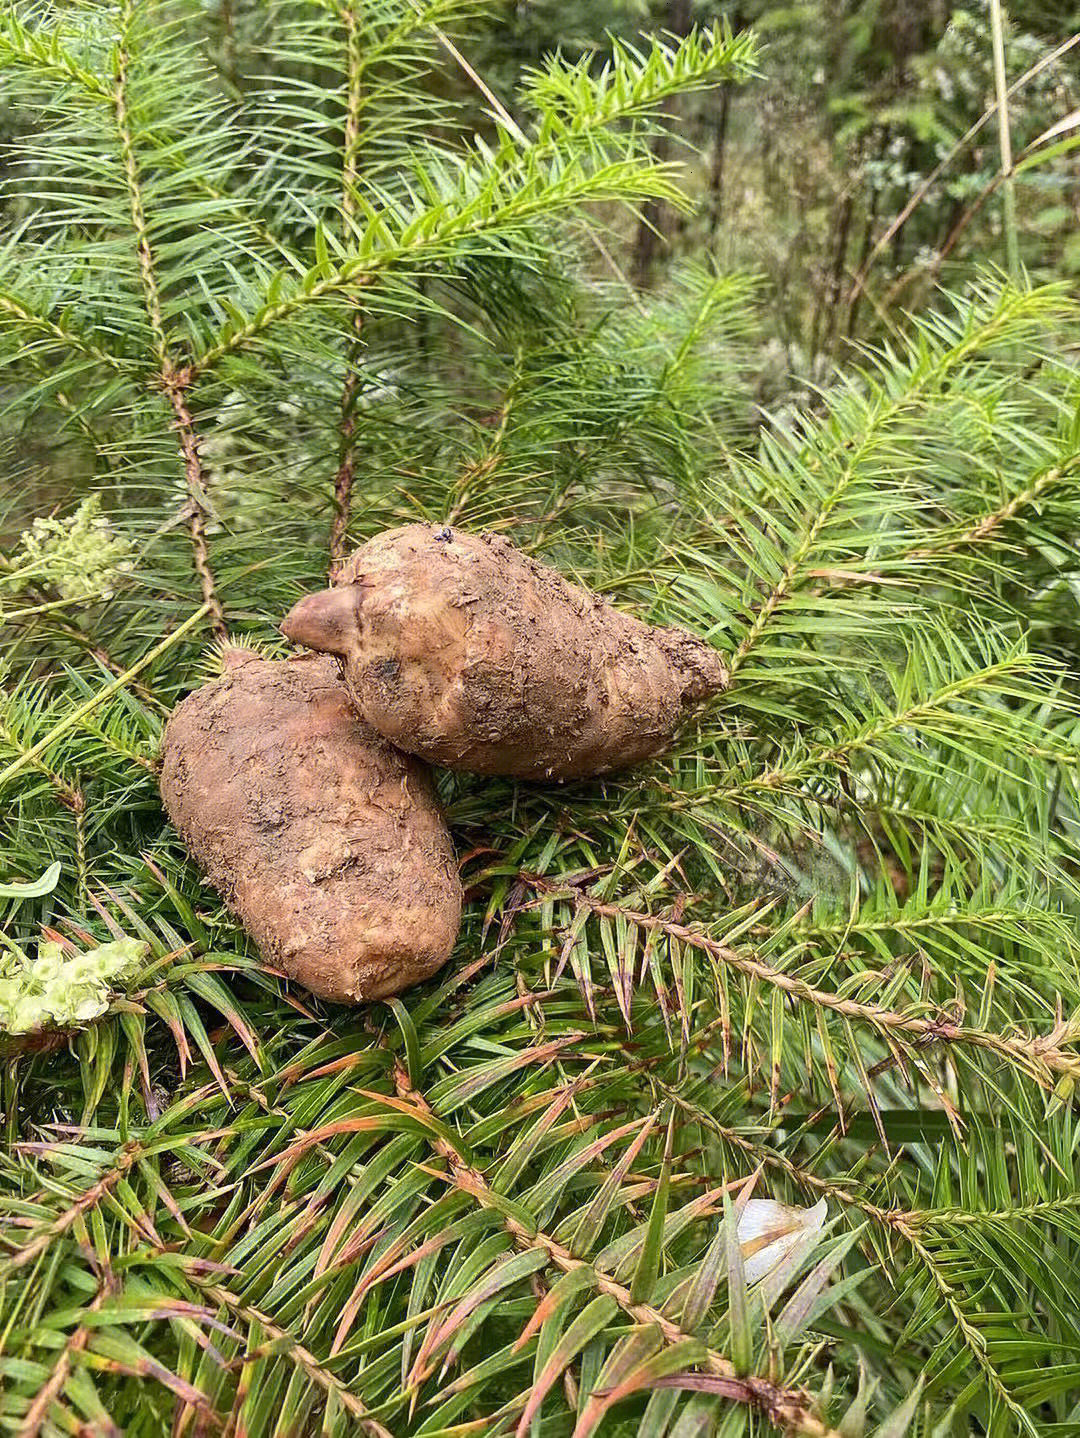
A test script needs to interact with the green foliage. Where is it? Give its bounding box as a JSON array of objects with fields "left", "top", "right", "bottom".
[{"left": 3, "top": 2, "right": 1080, "bottom": 1436}]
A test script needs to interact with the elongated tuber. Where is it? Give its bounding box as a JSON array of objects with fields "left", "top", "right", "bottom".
[
  {"left": 159, "top": 650, "right": 461, "bottom": 1002},
  {"left": 282, "top": 524, "right": 728, "bottom": 780}
]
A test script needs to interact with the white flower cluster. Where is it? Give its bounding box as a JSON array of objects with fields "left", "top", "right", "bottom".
[
  {"left": 13, "top": 494, "right": 135, "bottom": 601},
  {"left": 0, "top": 938, "right": 147, "bottom": 1034}
]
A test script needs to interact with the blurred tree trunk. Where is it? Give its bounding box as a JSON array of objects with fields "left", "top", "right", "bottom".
[
  {"left": 706, "top": 7, "right": 741, "bottom": 240},
  {"left": 846, "top": 174, "right": 880, "bottom": 338},
  {"left": 633, "top": 0, "right": 692, "bottom": 285},
  {"left": 823, "top": 188, "right": 854, "bottom": 356},
  {"left": 706, "top": 80, "right": 732, "bottom": 235},
  {"left": 810, "top": 183, "right": 854, "bottom": 362}
]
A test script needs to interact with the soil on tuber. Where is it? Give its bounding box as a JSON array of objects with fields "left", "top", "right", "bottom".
[
  {"left": 159, "top": 649, "right": 461, "bottom": 1002},
  {"left": 282, "top": 524, "right": 729, "bottom": 781}
]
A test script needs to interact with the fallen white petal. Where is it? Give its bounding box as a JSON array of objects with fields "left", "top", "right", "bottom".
[{"left": 737, "top": 1197, "right": 828, "bottom": 1284}]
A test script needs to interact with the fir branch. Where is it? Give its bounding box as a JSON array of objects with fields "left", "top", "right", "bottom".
[
  {"left": 0, "top": 604, "right": 209, "bottom": 793},
  {"left": 18, "top": 1284, "right": 115, "bottom": 1438},
  {"left": 528, "top": 882, "right": 1080, "bottom": 1086},
  {"left": 901, "top": 1226, "right": 1034, "bottom": 1434},
  {"left": 113, "top": 20, "right": 165, "bottom": 363},
  {"left": 659, "top": 1063, "right": 1080, "bottom": 1424},
  {"left": 0, "top": 290, "right": 128, "bottom": 372},
  {"left": 724, "top": 286, "right": 1073, "bottom": 677},
  {"left": 389, "top": 1062, "right": 841, "bottom": 1438},
  {"left": 659, "top": 1075, "right": 1080, "bottom": 1235},
  {"left": 0, "top": 1144, "right": 142, "bottom": 1271},
  {"left": 184, "top": 26, "right": 755, "bottom": 379},
  {"left": 657, "top": 1082, "right": 900, "bottom": 1228},
  {"left": 329, "top": 1, "right": 366, "bottom": 574},
  {"left": 908, "top": 1193, "right": 1080, "bottom": 1230},
  {"left": 0, "top": 590, "right": 161, "bottom": 709},
  {"left": 0, "top": 9, "right": 298, "bottom": 274},
  {"left": 445, "top": 360, "right": 518, "bottom": 524},
  {"left": 0, "top": 715, "right": 84, "bottom": 814},
  {"left": 911, "top": 454, "right": 1080, "bottom": 557},
  {"left": 200, "top": 1285, "right": 394, "bottom": 1437},
  {"left": 162, "top": 373, "right": 228, "bottom": 640},
  {"left": 0, "top": 12, "right": 112, "bottom": 99},
  {"left": 111, "top": 1, "right": 226, "bottom": 638}
]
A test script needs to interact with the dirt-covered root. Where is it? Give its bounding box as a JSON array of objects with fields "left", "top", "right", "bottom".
[
  {"left": 282, "top": 525, "right": 729, "bottom": 781},
  {"left": 159, "top": 650, "right": 461, "bottom": 1002}
]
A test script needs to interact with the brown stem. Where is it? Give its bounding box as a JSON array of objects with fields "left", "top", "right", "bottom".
[
  {"left": 1, "top": 1144, "right": 142, "bottom": 1270},
  {"left": 330, "top": 329, "right": 362, "bottom": 576},
  {"left": 822, "top": 190, "right": 854, "bottom": 360},
  {"left": 878, "top": 174, "right": 999, "bottom": 317},
  {"left": 201, "top": 1284, "right": 393, "bottom": 1437},
  {"left": 163, "top": 370, "right": 227, "bottom": 640},
  {"left": 845, "top": 139, "right": 884, "bottom": 339},
  {"left": 706, "top": 81, "right": 732, "bottom": 234},
  {"left": 113, "top": 5, "right": 226, "bottom": 639},
  {"left": 846, "top": 31, "right": 1080, "bottom": 308},
  {"left": 329, "top": 3, "right": 366, "bottom": 576}
]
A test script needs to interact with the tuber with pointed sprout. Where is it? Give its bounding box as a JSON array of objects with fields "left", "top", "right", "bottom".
[
  {"left": 159, "top": 649, "right": 461, "bottom": 1003},
  {"left": 282, "top": 524, "right": 729, "bottom": 781}
]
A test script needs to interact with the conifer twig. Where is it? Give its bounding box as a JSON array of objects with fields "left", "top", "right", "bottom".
[
  {"left": 989, "top": 0, "right": 1021, "bottom": 284},
  {"left": 17, "top": 1285, "right": 116, "bottom": 1438},
  {"left": 901, "top": 1225, "right": 1029, "bottom": 1427},
  {"left": 329, "top": 2, "right": 367, "bottom": 575},
  {"left": 162, "top": 369, "right": 227, "bottom": 639},
  {"left": 0, "top": 546, "right": 159, "bottom": 709},
  {"left": 200, "top": 1285, "right": 393, "bottom": 1437},
  {"left": 911, "top": 458, "right": 1079, "bottom": 557},
  {"left": 522, "top": 879, "right": 1080, "bottom": 1086},
  {"left": 0, "top": 604, "right": 210, "bottom": 791},
  {"left": 389, "top": 1062, "right": 842, "bottom": 1437},
  {"left": 112, "top": 2, "right": 227, "bottom": 638},
  {"left": 0, "top": 1145, "right": 143, "bottom": 1270},
  {"left": 0, "top": 727, "right": 82, "bottom": 813},
  {"left": 0, "top": 291, "right": 127, "bottom": 372}
]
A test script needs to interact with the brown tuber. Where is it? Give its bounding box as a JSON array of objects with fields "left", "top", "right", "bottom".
[
  {"left": 159, "top": 649, "right": 461, "bottom": 1003},
  {"left": 282, "top": 524, "right": 728, "bottom": 781}
]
